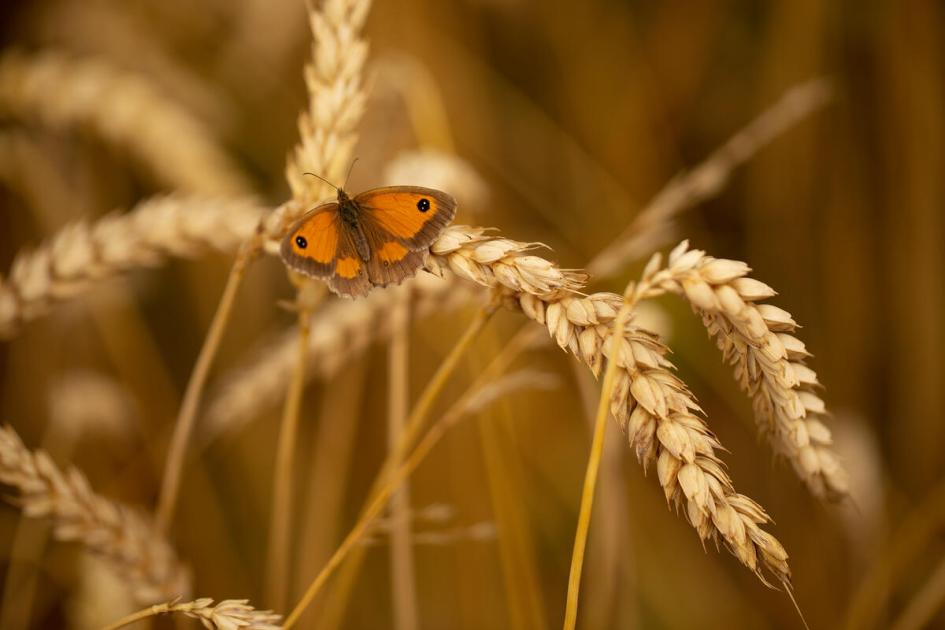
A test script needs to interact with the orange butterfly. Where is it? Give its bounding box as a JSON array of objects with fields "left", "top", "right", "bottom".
[{"left": 280, "top": 185, "right": 457, "bottom": 297}]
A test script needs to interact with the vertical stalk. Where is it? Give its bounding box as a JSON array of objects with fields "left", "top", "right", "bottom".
[
  {"left": 155, "top": 246, "right": 254, "bottom": 534},
  {"left": 284, "top": 303, "right": 497, "bottom": 629},
  {"left": 562, "top": 286, "right": 637, "bottom": 630},
  {"left": 267, "top": 278, "right": 321, "bottom": 609},
  {"left": 387, "top": 288, "right": 419, "bottom": 630}
]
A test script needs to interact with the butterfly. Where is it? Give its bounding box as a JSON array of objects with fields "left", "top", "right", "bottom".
[{"left": 280, "top": 184, "right": 458, "bottom": 297}]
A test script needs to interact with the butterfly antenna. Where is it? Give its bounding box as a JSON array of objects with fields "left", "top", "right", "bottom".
[
  {"left": 302, "top": 171, "right": 338, "bottom": 191},
  {"left": 343, "top": 158, "right": 360, "bottom": 189}
]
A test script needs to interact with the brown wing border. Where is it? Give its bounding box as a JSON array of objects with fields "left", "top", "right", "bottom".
[
  {"left": 355, "top": 186, "right": 458, "bottom": 251},
  {"left": 279, "top": 205, "right": 339, "bottom": 279}
]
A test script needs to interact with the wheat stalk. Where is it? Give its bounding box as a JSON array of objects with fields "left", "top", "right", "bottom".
[
  {"left": 260, "top": 0, "right": 371, "bottom": 243},
  {"left": 0, "top": 425, "right": 190, "bottom": 605},
  {"left": 427, "top": 225, "right": 794, "bottom": 583},
  {"left": 386, "top": 287, "right": 420, "bottom": 630},
  {"left": 563, "top": 283, "right": 637, "bottom": 630},
  {"left": 101, "top": 598, "right": 281, "bottom": 630},
  {"left": 266, "top": 278, "right": 323, "bottom": 611},
  {"left": 284, "top": 318, "right": 541, "bottom": 627},
  {"left": 0, "top": 196, "right": 265, "bottom": 339},
  {"left": 0, "top": 50, "right": 251, "bottom": 196}
]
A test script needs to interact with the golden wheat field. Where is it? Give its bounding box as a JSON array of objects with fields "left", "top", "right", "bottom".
[{"left": 0, "top": 0, "right": 943, "bottom": 628}]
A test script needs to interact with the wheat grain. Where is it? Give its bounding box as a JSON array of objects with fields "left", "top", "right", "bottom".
[
  {"left": 261, "top": 0, "right": 371, "bottom": 243},
  {"left": 629, "top": 240, "right": 849, "bottom": 500},
  {"left": 427, "top": 225, "right": 791, "bottom": 583},
  {"left": 0, "top": 425, "right": 190, "bottom": 604},
  {"left": 0, "top": 50, "right": 250, "bottom": 196},
  {"left": 101, "top": 598, "right": 281, "bottom": 630},
  {"left": 0, "top": 196, "right": 266, "bottom": 339}
]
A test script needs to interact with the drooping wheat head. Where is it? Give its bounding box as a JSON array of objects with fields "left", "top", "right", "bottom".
[{"left": 0, "top": 425, "right": 190, "bottom": 604}]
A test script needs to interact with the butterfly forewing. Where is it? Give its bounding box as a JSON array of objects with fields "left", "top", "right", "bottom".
[
  {"left": 280, "top": 205, "right": 340, "bottom": 278},
  {"left": 356, "top": 186, "right": 457, "bottom": 250}
]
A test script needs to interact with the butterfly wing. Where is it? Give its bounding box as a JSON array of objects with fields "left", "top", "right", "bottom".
[
  {"left": 280, "top": 204, "right": 341, "bottom": 278},
  {"left": 326, "top": 220, "right": 372, "bottom": 298},
  {"left": 280, "top": 203, "right": 371, "bottom": 298},
  {"left": 354, "top": 186, "right": 457, "bottom": 287},
  {"left": 361, "top": 234, "right": 428, "bottom": 287},
  {"left": 355, "top": 186, "right": 457, "bottom": 251}
]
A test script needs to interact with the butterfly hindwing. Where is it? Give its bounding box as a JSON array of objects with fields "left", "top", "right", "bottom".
[
  {"left": 356, "top": 186, "right": 457, "bottom": 251},
  {"left": 366, "top": 241, "right": 428, "bottom": 287},
  {"left": 327, "top": 219, "right": 372, "bottom": 298},
  {"left": 280, "top": 205, "right": 340, "bottom": 278}
]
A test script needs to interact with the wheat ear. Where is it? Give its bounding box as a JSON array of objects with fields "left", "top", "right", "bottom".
[
  {"left": 0, "top": 425, "right": 190, "bottom": 604},
  {"left": 260, "top": 0, "right": 371, "bottom": 243},
  {"left": 428, "top": 225, "right": 792, "bottom": 583},
  {"left": 0, "top": 195, "right": 264, "bottom": 338},
  {"left": 632, "top": 240, "right": 848, "bottom": 499},
  {"left": 100, "top": 598, "right": 281, "bottom": 630},
  {"left": 0, "top": 50, "right": 250, "bottom": 195}
]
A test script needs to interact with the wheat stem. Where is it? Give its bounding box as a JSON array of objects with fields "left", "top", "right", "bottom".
[
  {"left": 563, "top": 284, "right": 638, "bottom": 630},
  {"left": 313, "top": 325, "right": 540, "bottom": 629},
  {"left": 475, "top": 327, "right": 548, "bottom": 630},
  {"left": 155, "top": 246, "right": 254, "bottom": 534},
  {"left": 266, "top": 280, "right": 321, "bottom": 610},
  {"left": 387, "top": 288, "right": 419, "bottom": 630},
  {"left": 889, "top": 554, "right": 945, "bottom": 630},
  {"left": 846, "top": 480, "right": 945, "bottom": 629},
  {"left": 284, "top": 302, "right": 497, "bottom": 628}
]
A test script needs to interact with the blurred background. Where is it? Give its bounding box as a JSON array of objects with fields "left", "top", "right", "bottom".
[{"left": 0, "top": 0, "right": 943, "bottom": 628}]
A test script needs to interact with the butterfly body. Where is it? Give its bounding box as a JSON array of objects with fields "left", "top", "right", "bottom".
[
  {"left": 335, "top": 189, "right": 372, "bottom": 262},
  {"left": 280, "top": 185, "right": 457, "bottom": 298}
]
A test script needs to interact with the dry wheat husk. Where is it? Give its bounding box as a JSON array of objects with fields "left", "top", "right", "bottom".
[
  {"left": 172, "top": 598, "right": 281, "bottom": 629},
  {"left": 109, "top": 598, "right": 281, "bottom": 630},
  {"left": 0, "top": 196, "right": 266, "bottom": 338},
  {"left": 629, "top": 240, "right": 848, "bottom": 499},
  {"left": 0, "top": 425, "right": 190, "bottom": 604},
  {"left": 425, "top": 225, "right": 795, "bottom": 583},
  {"left": 0, "top": 50, "right": 250, "bottom": 196}
]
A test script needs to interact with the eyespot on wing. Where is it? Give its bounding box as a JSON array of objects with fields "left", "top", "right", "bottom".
[
  {"left": 279, "top": 206, "right": 340, "bottom": 278},
  {"left": 356, "top": 186, "right": 457, "bottom": 249}
]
